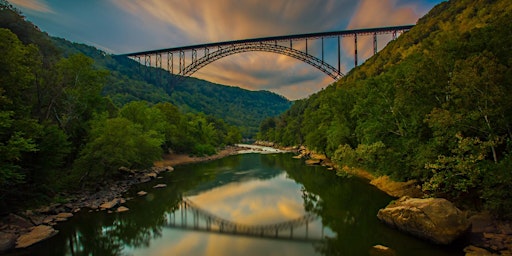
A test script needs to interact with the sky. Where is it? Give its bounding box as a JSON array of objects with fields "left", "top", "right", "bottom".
[{"left": 10, "top": 0, "right": 443, "bottom": 100}]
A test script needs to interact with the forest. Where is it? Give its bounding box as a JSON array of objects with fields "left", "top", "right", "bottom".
[
  {"left": 51, "top": 38, "right": 291, "bottom": 138},
  {"left": 258, "top": 0, "right": 512, "bottom": 218},
  {"left": 0, "top": 2, "right": 242, "bottom": 211}
]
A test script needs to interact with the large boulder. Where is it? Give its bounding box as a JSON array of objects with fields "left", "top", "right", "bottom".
[
  {"left": 15, "top": 225, "right": 58, "bottom": 248},
  {"left": 377, "top": 196, "right": 470, "bottom": 244},
  {"left": 99, "top": 198, "right": 120, "bottom": 210}
]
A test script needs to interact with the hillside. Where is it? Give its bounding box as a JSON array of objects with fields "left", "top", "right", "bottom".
[
  {"left": 51, "top": 38, "right": 291, "bottom": 138},
  {"left": 258, "top": 0, "right": 512, "bottom": 217},
  {"left": 0, "top": 4, "right": 291, "bottom": 138},
  {"left": 1, "top": 2, "right": 248, "bottom": 212}
]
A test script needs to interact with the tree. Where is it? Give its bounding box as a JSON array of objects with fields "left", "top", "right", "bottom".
[{"left": 73, "top": 116, "right": 164, "bottom": 184}]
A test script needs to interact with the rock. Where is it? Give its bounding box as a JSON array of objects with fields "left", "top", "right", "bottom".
[
  {"left": 15, "top": 225, "right": 58, "bottom": 248},
  {"left": 0, "top": 232, "right": 17, "bottom": 252},
  {"left": 370, "top": 176, "right": 424, "bottom": 198},
  {"left": 99, "top": 198, "right": 119, "bottom": 210},
  {"left": 377, "top": 196, "right": 470, "bottom": 244},
  {"left": 166, "top": 166, "right": 174, "bottom": 172},
  {"left": 469, "top": 213, "right": 496, "bottom": 233},
  {"left": 139, "top": 176, "right": 151, "bottom": 183},
  {"left": 5, "top": 214, "right": 33, "bottom": 229},
  {"left": 53, "top": 212, "right": 73, "bottom": 222},
  {"left": 370, "top": 245, "right": 396, "bottom": 256},
  {"left": 146, "top": 172, "right": 157, "bottom": 179},
  {"left": 56, "top": 212, "right": 73, "bottom": 219},
  {"left": 116, "top": 206, "right": 129, "bottom": 213},
  {"left": 305, "top": 159, "right": 322, "bottom": 165},
  {"left": 463, "top": 245, "right": 496, "bottom": 256},
  {"left": 137, "top": 191, "right": 148, "bottom": 196},
  {"left": 42, "top": 215, "right": 55, "bottom": 224},
  {"left": 118, "top": 166, "right": 135, "bottom": 174},
  {"left": 153, "top": 184, "right": 167, "bottom": 189},
  {"left": 28, "top": 215, "right": 45, "bottom": 226},
  {"left": 500, "top": 223, "right": 512, "bottom": 235},
  {"left": 310, "top": 152, "right": 327, "bottom": 161}
]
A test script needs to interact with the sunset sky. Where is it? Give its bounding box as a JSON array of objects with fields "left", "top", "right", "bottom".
[{"left": 10, "top": 0, "right": 444, "bottom": 99}]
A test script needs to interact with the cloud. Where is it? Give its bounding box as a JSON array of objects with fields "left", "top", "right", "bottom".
[
  {"left": 9, "top": 0, "right": 53, "bottom": 13},
  {"left": 342, "top": 0, "right": 420, "bottom": 61},
  {"left": 111, "top": 0, "right": 437, "bottom": 99},
  {"left": 111, "top": 0, "right": 357, "bottom": 100}
]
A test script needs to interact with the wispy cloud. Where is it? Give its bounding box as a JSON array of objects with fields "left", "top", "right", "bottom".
[
  {"left": 111, "top": 0, "right": 437, "bottom": 99},
  {"left": 111, "top": 0, "right": 358, "bottom": 99},
  {"left": 9, "top": 0, "right": 53, "bottom": 13},
  {"left": 343, "top": 0, "right": 419, "bottom": 60}
]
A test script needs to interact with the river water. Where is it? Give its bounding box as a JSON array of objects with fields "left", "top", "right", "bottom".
[{"left": 19, "top": 153, "right": 464, "bottom": 255}]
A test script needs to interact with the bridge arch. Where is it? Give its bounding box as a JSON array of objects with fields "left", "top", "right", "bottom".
[
  {"left": 182, "top": 43, "right": 343, "bottom": 80},
  {"left": 121, "top": 25, "right": 414, "bottom": 83}
]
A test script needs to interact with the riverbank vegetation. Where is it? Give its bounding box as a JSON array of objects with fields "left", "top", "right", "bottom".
[
  {"left": 0, "top": 2, "right": 242, "bottom": 212},
  {"left": 258, "top": 0, "right": 512, "bottom": 218}
]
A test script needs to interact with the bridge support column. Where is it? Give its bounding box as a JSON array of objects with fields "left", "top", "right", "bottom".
[
  {"left": 179, "top": 50, "right": 185, "bottom": 75},
  {"left": 321, "top": 37, "right": 324, "bottom": 62},
  {"left": 167, "top": 52, "right": 174, "bottom": 74},
  {"left": 337, "top": 36, "right": 340, "bottom": 74},
  {"left": 354, "top": 34, "right": 358, "bottom": 67},
  {"left": 144, "top": 54, "right": 151, "bottom": 79},
  {"left": 373, "top": 32, "right": 378, "bottom": 55},
  {"left": 192, "top": 49, "right": 197, "bottom": 65}
]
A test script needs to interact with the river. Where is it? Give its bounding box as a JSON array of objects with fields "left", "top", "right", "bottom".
[{"left": 17, "top": 152, "right": 464, "bottom": 255}]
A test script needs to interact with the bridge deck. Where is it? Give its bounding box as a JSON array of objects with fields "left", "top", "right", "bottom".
[{"left": 120, "top": 25, "right": 414, "bottom": 56}]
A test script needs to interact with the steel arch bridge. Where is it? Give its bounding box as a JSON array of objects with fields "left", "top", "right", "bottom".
[{"left": 120, "top": 25, "right": 414, "bottom": 81}]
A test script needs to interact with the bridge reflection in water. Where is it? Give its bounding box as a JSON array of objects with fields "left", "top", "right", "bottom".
[{"left": 165, "top": 198, "right": 325, "bottom": 242}]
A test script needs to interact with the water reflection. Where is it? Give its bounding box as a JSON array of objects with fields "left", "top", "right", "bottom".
[{"left": 17, "top": 153, "right": 463, "bottom": 256}]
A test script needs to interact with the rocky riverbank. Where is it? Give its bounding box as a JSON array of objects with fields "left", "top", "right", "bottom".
[
  {"left": 0, "top": 145, "right": 252, "bottom": 253},
  {"left": 270, "top": 142, "right": 512, "bottom": 255}
]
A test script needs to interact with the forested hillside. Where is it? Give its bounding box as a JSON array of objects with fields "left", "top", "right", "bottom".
[
  {"left": 258, "top": 0, "right": 512, "bottom": 217},
  {"left": 51, "top": 38, "right": 291, "bottom": 138},
  {"left": 0, "top": 2, "right": 241, "bottom": 211}
]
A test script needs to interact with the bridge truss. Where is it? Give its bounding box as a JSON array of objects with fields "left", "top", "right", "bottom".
[
  {"left": 120, "top": 25, "right": 413, "bottom": 81},
  {"left": 165, "top": 198, "right": 325, "bottom": 242}
]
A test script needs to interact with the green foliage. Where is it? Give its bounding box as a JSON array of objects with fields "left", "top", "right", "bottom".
[
  {"left": 0, "top": 4, "right": 244, "bottom": 212},
  {"left": 333, "top": 142, "right": 386, "bottom": 172},
  {"left": 481, "top": 153, "right": 512, "bottom": 219},
  {"left": 73, "top": 116, "right": 164, "bottom": 183},
  {"left": 423, "top": 133, "right": 498, "bottom": 200},
  {"left": 51, "top": 38, "right": 291, "bottom": 138},
  {"left": 259, "top": 0, "right": 512, "bottom": 217}
]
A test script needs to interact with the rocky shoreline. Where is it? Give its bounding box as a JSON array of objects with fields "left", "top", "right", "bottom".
[
  {"left": 273, "top": 142, "right": 512, "bottom": 256},
  {"left": 0, "top": 145, "right": 253, "bottom": 253},
  {"left": 2, "top": 143, "right": 510, "bottom": 255}
]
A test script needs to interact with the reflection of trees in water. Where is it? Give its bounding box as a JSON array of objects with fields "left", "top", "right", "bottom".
[
  {"left": 26, "top": 154, "right": 457, "bottom": 256},
  {"left": 275, "top": 154, "right": 462, "bottom": 256},
  {"left": 281, "top": 157, "right": 395, "bottom": 254},
  {"left": 42, "top": 165, "right": 219, "bottom": 256},
  {"left": 60, "top": 192, "right": 182, "bottom": 256},
  {"left": 184, "top": 154, "right": 284, "bottom": 195},
  {"left": 53, "top": 154, "right": 285, "bottom": 256}
]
